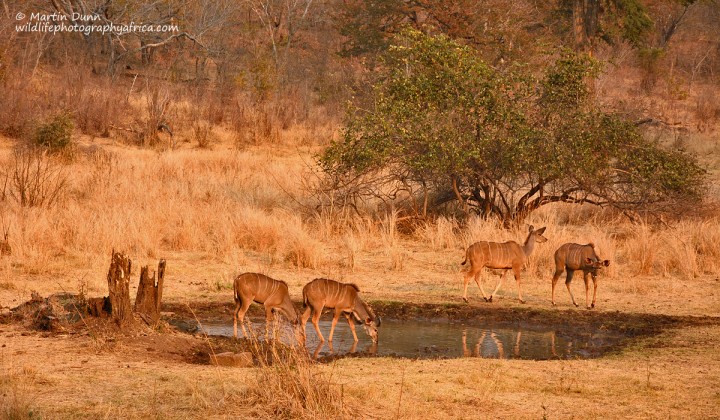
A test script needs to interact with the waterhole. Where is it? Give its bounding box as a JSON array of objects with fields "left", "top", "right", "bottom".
[{"left": 199, "top": 318, "right": 623, "bottom": 360}]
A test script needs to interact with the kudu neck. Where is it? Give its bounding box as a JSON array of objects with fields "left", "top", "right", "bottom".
[
  {"left": 353, "top": 297, "right": 372, "bottom": 320},
  {"left": 522, "top": 233, "right": 536, "bottom": 257}
]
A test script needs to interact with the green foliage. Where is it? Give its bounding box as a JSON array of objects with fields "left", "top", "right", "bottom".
[
  {"left": 614, "top": 0, "right": 654, "bottom": 46},
  {"left": 33, "top": 112, "right": 74, "bottom": 150},
  {"left": 320, "top": 30, "right": 705, "bottom": 223}
]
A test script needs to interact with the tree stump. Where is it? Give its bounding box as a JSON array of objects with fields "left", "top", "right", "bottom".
[
  {"left": 107, "top": 251, "right": 133, "bottom": 327},
  {"left": 134, "top": 259, "right": 166, "bottom": 325}
]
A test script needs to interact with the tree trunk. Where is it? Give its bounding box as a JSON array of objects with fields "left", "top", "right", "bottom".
[
  {"left": 134, "top": 259, "right": 166, "bottom": 326},
  {"left": 573, "top": 0, "right": 600, "bottom": 52},
  {"left": 107, "top": 251, "right": 134, "bottom": 327}
]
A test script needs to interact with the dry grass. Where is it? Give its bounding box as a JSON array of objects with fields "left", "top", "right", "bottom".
[
  {"left": 0, "top": 136, "right": 718, "bottom": 285},
  {"left": 0, "top": 125, "right": 718, "bottom": 420},
  {"left": 236, "top": 327, "right": 358, "bottom": 419},
  {"left": 0, "top": 360, "right": 42, "bottom": 420}
]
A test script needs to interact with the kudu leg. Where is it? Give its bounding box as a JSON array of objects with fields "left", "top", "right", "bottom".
[
  {"left": 462, "top": 270, "right": 473, "bottom": 302},
  {"left": 551, "top": 269, "right": 564, "bottom": 306},
  {"left": 565, "top": 270, "right": 579, "bottom": 307},
  {"left": 473, "top": 272, "right": 490, "bottom": 301},
  {"left": 591, "top": 275, "right": 598, "bottom": 308},
  {"left": 300, "top": 306, "right": 312, "bottom": 342},
  {"left": 583, "top": 272, "right": 592, "bottom": 309},
  {"left": 234, "top": 297, "right": 253, "bottom": 338},
  {"left": 233, "top": 301, "right": 240, "bottom": 338},
  {"left": 488, "top": 270, "right": 508, "bottom": 302},
  {"left": 310, "top": 309, "right": 325, "bottom": 342},
  {"left": 328, "top": 309, "right": 342, "bottom": 342},
  {"left": 512, "top": 267, "right": 525, "bottom": 304},
  {"left": 265, "top": 306, "right": 275, "bottom": 338},
  {"left": 344, "top": 313, "right": 359, "bottom": 342}
]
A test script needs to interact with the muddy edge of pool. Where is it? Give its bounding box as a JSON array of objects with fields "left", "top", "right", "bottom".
[{"left": 164, "top": 299, "right": 720, "bottom": 338}]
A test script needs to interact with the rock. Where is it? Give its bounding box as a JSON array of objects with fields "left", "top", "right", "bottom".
[{"left": 210, "top": 351, "right": 254, "bottom": 368}]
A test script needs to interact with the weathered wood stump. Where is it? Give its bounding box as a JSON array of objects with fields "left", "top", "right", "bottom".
[
  {"left": 107, "top": 251, "right": 134, "bottom": 327},
  {"left": 134, "top": 259, "right": 166, "bottom": 325}
]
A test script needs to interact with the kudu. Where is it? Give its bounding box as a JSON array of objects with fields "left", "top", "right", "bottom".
[
  {"left": 233, "top": 272, "right": 299, "bottom": 339},
  {"left": 551, "top": 243, "right": 610, "bottom": 309},
  {"left": 301, "top": 278, "right": 381, "bottom": 344},
  {"left": 462, "top": 225, "right": 548, "bottom": 303}
]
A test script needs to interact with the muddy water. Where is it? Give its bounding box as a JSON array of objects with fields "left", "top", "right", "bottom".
[{"left": 200, "top": 318, "right": 622, "bottom": 360}]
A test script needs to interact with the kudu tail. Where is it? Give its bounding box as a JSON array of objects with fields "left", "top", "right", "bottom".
[{"left": 233, "top": 282, "right": 241, "bottom": 304}]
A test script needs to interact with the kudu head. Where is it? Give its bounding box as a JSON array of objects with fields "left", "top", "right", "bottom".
[
  {"left": 354, "top": 311, "right": 381, "bottom": 343},
  {"left": 528, "top": 225, "right": 548, "bottom": 243},
  {"left": 585, "top": 257, "right": 610, "bottom": 271},
  {"left": 363, "top": 316, "right": 380, "bottom": 343}
]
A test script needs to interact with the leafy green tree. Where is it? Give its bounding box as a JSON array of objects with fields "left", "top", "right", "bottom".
[{"left": 319, "top": 29, "right": 705, "bottom": 224}]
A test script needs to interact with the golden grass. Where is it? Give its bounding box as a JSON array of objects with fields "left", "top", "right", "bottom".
[
  {"left": 0, "top": 136, "right": 720, "bottom": 278},
  {"left": 0, "top": 133, "right": 719, "bottom": 419}
]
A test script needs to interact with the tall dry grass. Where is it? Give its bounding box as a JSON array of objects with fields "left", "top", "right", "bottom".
[
  {"left": 0, "top": 362, "right": 41, "bottom": 419},
  {"left": 0, "top": 141, "right": 718, "bottom": 281},
  {"left": 216, "top": 321, "right": 359, "bottom": 419}
]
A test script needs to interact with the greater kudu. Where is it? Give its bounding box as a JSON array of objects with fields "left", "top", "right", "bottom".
[
  {"left": 233, "top": 272, "right": 299, "bottom": 338},
  {"left": 462, "top": 225, "right": 548, "bottom": 303},
  {"left": 300, "top": 278, "right": 381, "bottom": 344},
  {"left": 551, "top": 242, "right": 610, "bottom": 309}
]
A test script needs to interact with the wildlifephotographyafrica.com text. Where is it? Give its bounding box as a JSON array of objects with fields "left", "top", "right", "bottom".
[{"left": 15, "top": 11, "right": 179, "bottom": 35}]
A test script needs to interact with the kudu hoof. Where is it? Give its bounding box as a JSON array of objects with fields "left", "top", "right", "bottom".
[
  {"left": 463, "top": 297, "right": 469, "bottom": 303},
  {"left": 519, "top": 299, "right": 526, "bottom": 304},
  {"left": 591, "top": 303, "right": 595, "bottom": 309},
  {"left": 486, "top": 296, "right": 493, "bottom": 303}
]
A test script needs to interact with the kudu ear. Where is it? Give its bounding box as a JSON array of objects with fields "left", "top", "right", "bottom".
[
  {"left": 535, "top": 227, "right": 546, "bottom": 235},
  {"left": 365, "top": 317, "right": 372, "bottom": 325},
  {"left": 603, "top": 260, "right": 610, "bottom": 267},
  {"left": 585, "top": 257, "right": 593, "bottom": 265},
  {"left": 528, "top": 225, "right": 535, "bottom": 232}
]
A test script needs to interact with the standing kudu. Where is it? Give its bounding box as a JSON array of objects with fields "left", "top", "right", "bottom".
[
  {"left": 301, "top": 278, "right": 381, "bottom": 344},
  {"left": 233, "top": 272, "right": 299, "bottom": 339},
  {"left": 462, "top": 225, "right": 548, "bottom": 303},
  {"left": 551, "top": 243, "right": 610, "bottom": 309}
]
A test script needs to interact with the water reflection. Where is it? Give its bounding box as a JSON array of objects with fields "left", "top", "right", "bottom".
[{"left": 199, "top": 318, "right": 620, "bottom": 360}]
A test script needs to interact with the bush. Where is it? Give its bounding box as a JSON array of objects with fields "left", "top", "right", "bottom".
[
  {"left": 34, "top": 113, "right": 74, "bottom": 150},
  {"left": 2, "top": 147, "right": 68, "bottom": 208}
]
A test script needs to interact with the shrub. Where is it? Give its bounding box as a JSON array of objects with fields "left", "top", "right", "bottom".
[
  {"left": 34, "top": 112, "right": 74, "bottom": 150},
  {"left": 2, "top": 147, "right": 68, "bottom": 208}
]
